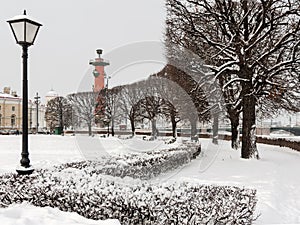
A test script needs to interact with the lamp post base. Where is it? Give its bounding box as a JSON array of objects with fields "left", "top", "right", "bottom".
[{"left": 16, "top": 166, "right": 34, "bottom": 175}]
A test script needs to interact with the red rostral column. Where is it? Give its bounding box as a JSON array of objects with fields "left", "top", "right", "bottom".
[{"left": 89, "top": 49, "right": 110, "bottom": 92}]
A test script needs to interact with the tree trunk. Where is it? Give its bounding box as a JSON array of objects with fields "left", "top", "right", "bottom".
[
  {"left": 241, "top": 94, "right": 259, "bottom": 159},
  {"left": 130, "top": 117, "right": 135, "bottom": 136},
  {"left": 171, "top": 114, "right": 177, "bottom": 138},
  {"left": 230, "top": 114, "right": 240, "bottom": 149},
  {"left": 110, "top": 118, "right": 114, "bottom": 137},
  {"left": 88, "top": 123, "right": 92, "bottom": 136},
  {"left": 240, "top": 2, "right": 259, "bottom": 159},
  {"left": 111, "top": 126, "right": 115, "bottom": 136},
  {"left": 151, "top": 118, "right": 158, "bottom": 139},
  {"left": 190, "top": 117, "right": 198, "bottom": 141},
  {"left": 59, "top": 110, "right": 64, "bottom": 132},
  {"left": 212, "top": 113, "right": 219, "bottom": 144}
]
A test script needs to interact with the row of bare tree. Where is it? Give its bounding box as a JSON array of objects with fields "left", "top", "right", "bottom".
[{"left": 44, "top": 74, "right": 205, "bottom": 138}]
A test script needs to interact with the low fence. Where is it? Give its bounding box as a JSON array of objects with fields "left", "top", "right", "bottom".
[
  {"left": 199, "top": 133, "right": 300, "bottom": 152},
  {"left": 64, "top": 130, "right": 300, "bottom": 152},
  {"left": 256, "top": 136, "right": 300, "bottom": 152}
]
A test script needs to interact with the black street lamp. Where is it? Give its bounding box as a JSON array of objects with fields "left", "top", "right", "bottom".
[{"left": 7, "top": 10, "right": 42, "bottom": 175}]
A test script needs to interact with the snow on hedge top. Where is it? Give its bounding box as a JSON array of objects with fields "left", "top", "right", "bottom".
[
  {"left": 100, "top": 136, "right": 181, "bottom": 155},
  {"left": 0, "top": 202, "right": 120, "bottom": 225}
]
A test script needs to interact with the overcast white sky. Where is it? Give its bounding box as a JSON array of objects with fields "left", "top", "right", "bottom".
[{"left": 0, "top": 0, "right": 166, "bottom": 102}]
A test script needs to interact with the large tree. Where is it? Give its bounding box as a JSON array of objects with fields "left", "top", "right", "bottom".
[
  {"left": 118, "top": 83, "right": 144, "bottom": 136},
  {"left": 166, "top": 0, "right": 300, "bottom": 158},
  {"left": 156, "top": 65, "right": 211, "bottom": 139},
  {"left": 105, "top": 86, "right": 122, "bottom": 137},
  {"left": 67, "top": 91, "right": 100, "bottom": 136},
  {"left": 45, "top": 96, "right": 72, "bottom": 133},
  {"left": 136, "top": 95, "right": 164, "bottom": 139},
  {"left": 151, "top": 72, "right": 203, "bottom": 139}
]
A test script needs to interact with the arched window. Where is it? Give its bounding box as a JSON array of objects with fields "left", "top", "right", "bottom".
[{"left": 11, "top": 115, "right": 16, "bottom": 127}]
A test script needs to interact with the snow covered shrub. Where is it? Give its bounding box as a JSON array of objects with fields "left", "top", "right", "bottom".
[
  {"left": 57, "top": 145, "right": 199, "bottom": 179},
  {"left": 164, "top": 137, "right": 177, "bottom": 144},
  {"left": 0, "top": 168, "right": 257, "bottom": 225}
]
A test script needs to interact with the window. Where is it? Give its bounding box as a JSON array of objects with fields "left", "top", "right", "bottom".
[
  {"left": 0, "top": 114, "right": 2, "bottom": 127},
  {"left": 11, "top": 115, "right": 16, "bottom": 127},
  {"left": 12, "top": 106, "right": 15, "bottom": 111}
]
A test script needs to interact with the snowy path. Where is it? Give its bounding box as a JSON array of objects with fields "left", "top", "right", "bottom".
[{"left": 152, "top": 139, "right": 300, "bottom": 224}]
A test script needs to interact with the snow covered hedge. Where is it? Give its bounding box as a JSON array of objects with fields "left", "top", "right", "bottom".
[
  {"left": 0, "top": 167, "right": 257, "bottom": 224},
  {"left": 57, "top": 144, "right": 201, "bottom": 180}
]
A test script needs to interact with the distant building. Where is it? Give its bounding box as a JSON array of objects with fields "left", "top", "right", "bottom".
[
  {"left": 0, "top": 86, "right": 47, "bottom": 132},
  {"left": 0, "top": 87, "right": 22, "bottom": 130},
  {"left": 45, "top": 88, "right": 59, "bottom": 103}
]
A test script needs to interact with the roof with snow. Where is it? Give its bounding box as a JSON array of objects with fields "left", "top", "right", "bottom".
[
  {"left": 0, "top": 92, "right": 21, "bottom": 100},
  {"left": 46, "top": 89, "right": 59, "bottom": 97}
]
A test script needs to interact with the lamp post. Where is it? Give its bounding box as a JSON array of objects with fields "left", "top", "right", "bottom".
[
  {"left": 34, "top": 92, "right": 40, "bottom": 134},
  {"left": 7, "top": 10, "right": 42, "bottom": 175}
]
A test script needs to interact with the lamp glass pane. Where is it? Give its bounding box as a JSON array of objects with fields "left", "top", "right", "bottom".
[
  {"left": 11, "top": 21, "right": 25, "bottom": 42},
  {"left": 25, "top": 22, "right": 39, "bottom": 44}
]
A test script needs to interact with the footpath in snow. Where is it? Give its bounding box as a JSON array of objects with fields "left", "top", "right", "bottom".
[{"left": 153, "top": 138, "right": 300, "bottom": 224}]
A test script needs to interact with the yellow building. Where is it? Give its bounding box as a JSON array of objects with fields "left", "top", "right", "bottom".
[
  {"left": 0, "top": 87, "right": 49, "bottom": 132},
  {"left": 0, "top": 87, "right": 22, "bottom": 130}
]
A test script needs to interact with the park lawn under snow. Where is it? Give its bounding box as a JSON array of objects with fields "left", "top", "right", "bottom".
[
  {"left": 0, "top": 134, "right": 300, "bottom": 224},
  {"left": 0, "top": 202, "right": 120, "bottom": 225}
]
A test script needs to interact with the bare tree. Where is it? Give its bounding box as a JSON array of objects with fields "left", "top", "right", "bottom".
[
  {"left": 45, "top": 96, "right": 72, "bottom": 133},
  {"left": 105, "top": 86, "right": 123, "bottom": 136},
  {"left": 166, "top": 0, "right": 300, "bottom": 158},
  {"left": 136, "top": 96, "right": 164, "bottom": 139},
  {"left": 156, "top": 65, "right": 211, "bottom": 139},
  {"left": 67, "top": 91, "right": 100, "bottom": 136},
  {"left": 118, "top": 83, "right": 144, "bottom": 136}
]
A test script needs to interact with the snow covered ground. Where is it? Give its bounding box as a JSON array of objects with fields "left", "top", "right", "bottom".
[
  {"left": 0, "top": 134, "right": 300, "bottom": 224},
  {"left": 153, "top": 138, "right": 300, "bottom": 224},
  {"left": 0, "top": 202, "right": 120, "bottom": 225}
]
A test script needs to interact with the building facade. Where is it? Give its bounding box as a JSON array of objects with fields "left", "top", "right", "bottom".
[
  {"left": 0, "top": 87, "right": 46, "bottom": 132},
  {"left": 0, "top": 87, "right": 22, "bottom": 130}
]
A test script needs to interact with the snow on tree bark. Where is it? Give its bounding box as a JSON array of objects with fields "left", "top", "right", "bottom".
[
  {"left": 241, "top": 93, "right": 259, "bottom": 159},
  {"left": 212, "top": 113, "right": 219, "bottom": 144},
  {"left": 230, "top": 113, "right": 240, "bottom": 150}
]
